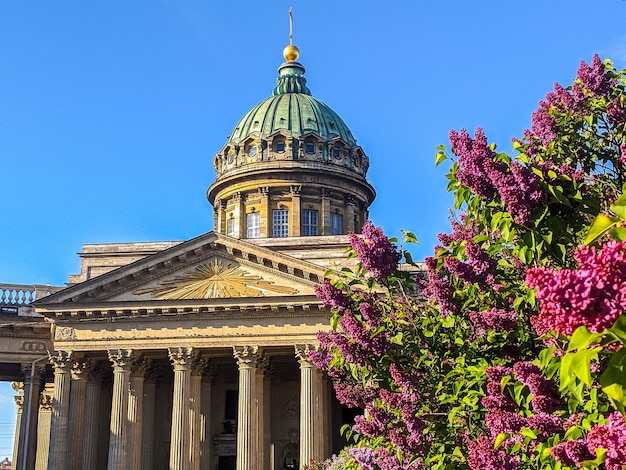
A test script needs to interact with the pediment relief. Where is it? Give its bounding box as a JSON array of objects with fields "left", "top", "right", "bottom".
[
  {"left": 134, "top": 258, "right": 299, "bottom": 300},
  {"left": 34, "top": 232, "right": 324, "bottom": 309}
]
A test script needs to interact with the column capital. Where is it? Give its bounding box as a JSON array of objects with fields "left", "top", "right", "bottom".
[
  {"left": 259, "top": 186, "right": 270, "bottom": 197},
  {"left": 14, "top": 394, "right": 23, "bottom": 413},
  {"left": 144, "top": 363, "right": 164, "bottom": 384},
  {"left": 71, "top": 359, "right": 94, "bottom": 380},
  {"left": 321, "top": 187, "right": 331, "bottom": 198},
  {"left": 295, "top": 344, "right": 316, "bottom": 368},
  {"left": 168, "top": 346, "right": 196, "bottom": 371},
  {"left": 48, "top": 350, "right": 73, "bottom": 372},
  {"left": 233, "top": 345, "right": 262, "bottom": 370},
  {"left": 40, "top": 390, "right": 53, "bottom": 411},
  {"left": 290, "top": 184, "right": 302, "bottom": 196},
  {"left": 107, "top": 349, "right": 134, "bottom": 371},
  {"left": 130, "top": 356, "right": 151, "bottom": 377}
]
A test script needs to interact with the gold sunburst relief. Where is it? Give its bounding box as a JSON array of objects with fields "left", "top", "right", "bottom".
[{"left": 134, "top": 259, "right": 299, "bottom": 300}]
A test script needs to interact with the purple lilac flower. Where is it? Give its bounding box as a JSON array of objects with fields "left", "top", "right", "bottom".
[
  {"left": 348, "top": 447, "right": 377, "bottom": 470},
  {"left": 466, "top": 434, "right": 521, "bottom": 470},
  {"left": 349, "top": 221, "right": 401, "bottom": 281},
  {"left": 587, "top": 412, "right": 626, "bottom": 470}
]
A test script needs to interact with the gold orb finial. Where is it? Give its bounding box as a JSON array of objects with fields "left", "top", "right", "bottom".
[
  {"left": 283, "top": 44, "right": 300, "bottom": 62},
  {"left": 283, "top": 7, "right": 299, "bottom": 62}
]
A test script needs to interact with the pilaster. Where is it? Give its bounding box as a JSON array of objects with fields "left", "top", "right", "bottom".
[
  {"left": 35, "top": 385, "right": 53, "bottom": 470},
  {"left": 233, "top": 192, "right": 246, "bottom": 239},
  {"left": 200, "top": 360, "right": 217, "bottom": 470},
  {"left": 259, "top": 187, "right": 270, "bottom": 237},
  {"left": 11, "top": 383, "right": 23, "bottom": 470},
  {"left": 128, "top": 357, "right": 149, "bottom": 470},
  {"left": 81, "top": 364, "right": 106, "bottom": 470},
  {"left": 345, "top": 195, "right": 356, "bottom": 233},
  {"left": 295, "top": 344, "right": 322, "bottom": 468},
  {"left": 321, "top": 188, "right": 331, "bottom": 235},
  {"left": 141, "top": 364, "right": 162, "bottom": 470}
]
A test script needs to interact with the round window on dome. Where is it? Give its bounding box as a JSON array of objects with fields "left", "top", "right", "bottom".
[
  {"left": 305, "top": 142, "right": 315, "bottom": 154},
  {"left": 247, "top": 145, "right": 258, "bottom": 157},
  {"left": 274, "top": 140, "right": 285, "bottom": 153}
]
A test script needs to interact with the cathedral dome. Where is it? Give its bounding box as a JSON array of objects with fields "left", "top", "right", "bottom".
[
  {"left": 227, "top": 62, "right": 356, "bottom": 146},
  {"left": 207, "top": 48, "right": 375, "bottom": 240}
]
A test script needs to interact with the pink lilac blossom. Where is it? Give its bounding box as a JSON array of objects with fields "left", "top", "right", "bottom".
[
  {"left": 466, "top": 434, "right": 521, "bottom": 470},
  {"left": 469, "top": 308, "right": 518, "bottom": 335},
  {"left": 551, "top": 439, "right": 594, "bottom": 467},
  {"left": 424, "top": 255, "right": 457, "bottom": 315},
  {"left": 526, "top": 413, "right": 563, "bottom": 439},
  {"left": 621, "top": 143, "right": 626, "bottom": 163},
  {"left": 586, "top": 412, "right": 626, "bottom": 470},
  {"left": 348, "top": 447, "right": 377, "bottom": 470},
  {"left": 450, "top": 128, "right": 498, "bottom": 200},
  {"left": 576, "top": 54, "right": 611, "bottom": 98},
  {"left": 314, "top": 280, "right": 352, "bottom": 312},
  {"left": 349, "top": 221, "right": 401, "bottom": 281},
  {"left": 526, "top": 240, "right": 626, "bottom": 335}
]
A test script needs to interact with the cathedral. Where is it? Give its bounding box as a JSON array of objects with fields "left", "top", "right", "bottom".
[{"left": 1, "top": 37, "right": 377, "bottom": 470}]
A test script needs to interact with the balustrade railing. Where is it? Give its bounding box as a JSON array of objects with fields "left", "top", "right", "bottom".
[{"left": 0, "top": 283, "right": 63, "bottom": 306}]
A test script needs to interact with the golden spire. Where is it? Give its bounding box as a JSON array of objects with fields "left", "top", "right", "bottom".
[{"left": 283, "top": 7, "right": 300, "bottom": 62}]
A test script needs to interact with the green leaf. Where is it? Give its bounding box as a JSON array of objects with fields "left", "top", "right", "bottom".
[
  {"left": 608, "top": 314, "right": 626, "bottom": 345},
  {"left": 571, "top": 348, "right": 600, "bottom": 387},
  {"left": 520, "top": 427, "right": 538, "bottom": 439},
  {"left": 390, "top": 332, "right": 404, "bottom": 345},
  {"left": 584, "top": 214, "right": 620, "bottom": 246},
  {"left": 401, "top": 229, "right": 419, "bottom": 244},
  {"left": 567, "top": 326, "right": 603, "bottom": 351},
  {"left": 580, "top": 447, "right": 607, "bottom": 468},
  {"left": 493, "top": 433, "right": 509, "bottom": 449},
  {"left": 435, "top": 151, "right": 447, "bottom": 166},
  {"left": 599, "top": 348, "right": 626, "bottom": 411}
]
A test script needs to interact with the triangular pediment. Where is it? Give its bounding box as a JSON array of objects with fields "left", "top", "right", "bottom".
[{"left": 35, "top": 232, "right": 325, "bottom": 316}]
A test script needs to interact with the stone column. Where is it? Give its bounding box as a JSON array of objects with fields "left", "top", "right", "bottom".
[
  {"left": 81, "top": 364, "right": 105, "bottom": 470},
  {"left": 35, "top": 386, "right": 53, "bottom": 470},
  {"left": 290, "top": 185, "right": 302, "bottom": 236},
  {"left": 189, "top": 358, "right": 203, "bottom": 470},
  {"left": 11, "top": 383, "right": 23, "bottom": 468},
  {"left": 257, "top": 354, "right": 270, "bottom": 470},
  {"left": 233, "top": 192, "right": 246, "bottom": 238},
  {"left": 141, "top": 365, "right": 161, "bottom": 470},
  {"left": 47, "top": 350, "right": 73, "bottom": 470},
  {"left": 233, "top": 345, "right": 261, "bottom": 470},
  {"left": 295, "top": 344, "right": 321, "bottom": 469},
  {"left": 168, "top": 347, "right": 195, "bottom": 470},
  {"left": 259, "top": 187, "right": 270, "bottom": 237},
  {"left": 199, "top": 361, "right": 216, "bottom": 470},
  {"left": 215, "top": 200, "right": 227, "bottom": 234},
  {"left": 68, "top": 359, "right": 91, "bottom": 470},
  {"left": 15, "top": 363, "right": 43, "bottom": 470},
  {"left": 107, "top": 349, "right": 133, "bottom": 470},
  {"left": 345, "top": 195, "right": 357, "bottom": 233},
  {"left": 128, "top": 357, "right": 148, "bottom": 470},
  {"left": 321, "top": 188, "right": 331, "bottom": 235}
]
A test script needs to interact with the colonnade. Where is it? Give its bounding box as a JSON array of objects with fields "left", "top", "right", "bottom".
[{"left": 11, "top": 344, "right": 330, "bottom": 470}]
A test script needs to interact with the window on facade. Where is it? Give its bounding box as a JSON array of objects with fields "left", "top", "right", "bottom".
[
  {"left": 246, "top": 212, "right": 260, "bottom": 238},
  {"left": 330, "top": 213, "right": 343, "bottom": 235},
  {"left": 227, "top": 218, "right": 235, "bottom": 237},
  {"left": 302, "top": 209, "right": 318, "bottom": 236},
  {"left": 274, "top": 140, "right": 285, "bottom": 153},
  {"left": 305, "top": 141, "right": 315, "bottom": 154},
  {"left": 272, "top": 209, "right": 289, "bottom": 238},
  {"left": 332, "top": 147, "right": 341, "bottom": 159}
]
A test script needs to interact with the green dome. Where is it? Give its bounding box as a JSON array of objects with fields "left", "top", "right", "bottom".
[{"left": 226, "top": 62, "right": 356, "bottom": 146}]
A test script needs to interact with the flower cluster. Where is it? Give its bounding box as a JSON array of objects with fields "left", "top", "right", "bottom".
[
  {"left": 576, "top": 54, "right": 612, "bottom": 98},
  {"left": 587, "top": 412, "right": 626, "bottom": 470},
  {"left": 348, "top": 447, "right": 377, "bottom": 470},
  {"left": 349, "top": 220, "right": 401, "bottom": 281},
  {"left": 466, "top": 434, "right": 521, "bottom": 470},
  {"left": 526, "top": 240, "right": 626, "bottom": 335},
  {"left": 469, "top": 308, "right": 518, "bottom": 336},
  {"left": 449, "top": 128, "right": 545, "bottom": 224}
]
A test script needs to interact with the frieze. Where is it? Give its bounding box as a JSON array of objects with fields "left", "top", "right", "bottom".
[
  {"left": 55, "top": 326, "right": 77, "bottom": 341},
  {"left": 19, "top": 340, "right": 48, "bottom": 352}
]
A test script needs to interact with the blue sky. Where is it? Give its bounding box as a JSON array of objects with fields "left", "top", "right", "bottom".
[{"left": 1, "top": 0, "right": 626, "bottom": 459}]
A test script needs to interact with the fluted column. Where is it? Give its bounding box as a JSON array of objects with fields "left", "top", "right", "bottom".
[
  {"left": 47, "top": 350, "right": 73, "bottom": 470},
  {"left": 296, "top": 344, "right": 320, "bottom": 469},
  {"left": 199, "top": 361, "right": 216, "bottom": 470},
  {"left": 15, "top": 363, "right": 43, "bottom": 470},
  {"left": 11, "top": 383, "right": 23, "bottom": 468},
  {"left": 107, "top": 349, "right": 133, "bottom": 470},
  {"left": 257, "top": 354, "right": 270, "bottom": 470},
  {"left": 128, "top": 357, "right": 148, "bottom": 470},
  {"left": 290, "top": 185, "right": 301, "bottom": 236},
  {"left": 169, "top": 347, "right": 195, "bottom": 470},
  {"left": 35, "top": 386, "right": 53, "bottom": 470},
  {"left": 141, "top": 365, "right": 161, "bottom": 470},
  {"left": 81, "top": 364, "right": 105, "bottom": 470},
  {"left": 233, "top": 345, "right": 261, "bottom": 470},
  {"left": 68, "top": 359, "right": 91, "bottom": 470},
  {"left": 187, "top": 358, "right": 202, "bottom": 470}
]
